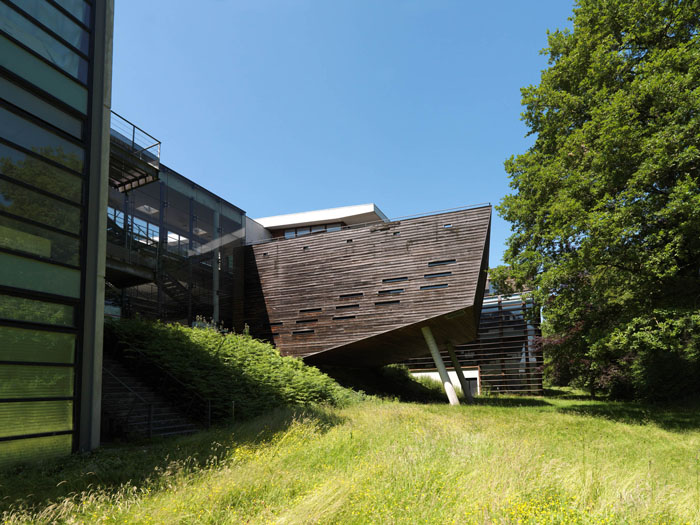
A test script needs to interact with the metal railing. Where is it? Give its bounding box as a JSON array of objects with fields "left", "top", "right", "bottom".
[
  {"left": 110, "top": 110, "right": 161, "bottom": 169},
  {"left": 103, "top": 366, "right": 154, "bottom": 438},
  {"left": 120, "top": 345, "right": 212, "bottom": 429}
]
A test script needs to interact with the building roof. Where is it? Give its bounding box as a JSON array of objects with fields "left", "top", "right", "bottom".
[{"left": 254, "top": 203, "right": 388, "bottom": 230}]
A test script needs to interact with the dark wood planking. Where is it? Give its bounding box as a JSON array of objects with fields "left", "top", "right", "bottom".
[{"left": 244, "top": 207, "right": 491, "bottom": 366}]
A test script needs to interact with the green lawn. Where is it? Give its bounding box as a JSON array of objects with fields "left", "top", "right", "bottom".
[{"left": 2, "top": 391, "right": 700, "bottom": 524}]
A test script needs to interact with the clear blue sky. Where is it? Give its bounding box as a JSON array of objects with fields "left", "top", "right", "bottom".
[{"left": 112, "top": 1, "right": 574, "bottom": 265}]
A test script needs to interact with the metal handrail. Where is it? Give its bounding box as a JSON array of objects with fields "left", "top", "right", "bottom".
[
  {"left": 110, "top": 110, "right": 161, "bottom": 170},
  {"left": 110, "top": 110, "right": 160, "bottom": 149},
  {"left": 103, "top": 365, "right": 153, "bottom": 438},
  {"left": 122, "top": 345, "right": 212, "bottom": 429}
]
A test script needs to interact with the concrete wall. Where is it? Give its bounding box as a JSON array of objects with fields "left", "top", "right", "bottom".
[
  {"left": 245, "top": 216, "right": 273, "bottom": 244},
  {"left": 411, "top": 369, "right": 481, "bottom": 396}
]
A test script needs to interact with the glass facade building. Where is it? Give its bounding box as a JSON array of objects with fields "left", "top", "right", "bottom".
[
  {"left": 0, "top": 0, "right": 113, "bottom": 465},
  {"left": 105, "top": 164, "right": 246, "bottom": 329}
]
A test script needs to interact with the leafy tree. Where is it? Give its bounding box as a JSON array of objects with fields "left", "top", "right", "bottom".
[{"left": 493, "top": 0, "right": 700, "bottom": 399}]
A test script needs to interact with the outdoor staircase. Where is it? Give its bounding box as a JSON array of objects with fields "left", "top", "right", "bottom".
[
  {"left": 158, "top": 271, "right": 190, "bottom": 306},
  {"left": 102, "top": 354, "right": 199, "bottom": 440},
  {"left": 106, "top": 216, "right": 126, "bottom": 244},
  {"left": 157, "top": 270, "right": 205, "bottom": 318}
]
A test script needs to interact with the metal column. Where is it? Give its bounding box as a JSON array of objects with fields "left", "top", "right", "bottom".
[
  {"left": 79, "top": 0, "right": 114, "bottom": 452},
  {"left": 212, "top": 208, "right": 220, "bottom": 323}
]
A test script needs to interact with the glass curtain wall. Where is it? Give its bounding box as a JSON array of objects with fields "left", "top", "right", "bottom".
[
  {"left": 0, "top": 0, "right": 103, "bottom": 465},
  {"left": 104, "top": 165, "right": 245, "bottom": 328}
]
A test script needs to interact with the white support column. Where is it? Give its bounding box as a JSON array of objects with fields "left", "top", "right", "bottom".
[
  {"left": 421, "top": 326, "right": 460, "bottom": 406},
  {"left": 446, "top": 342, "right": 474, "bottom": 403}
]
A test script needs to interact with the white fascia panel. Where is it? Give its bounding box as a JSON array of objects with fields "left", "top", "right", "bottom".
[{"left": 254, "top": 203, "right": 388, "bottom": 230}]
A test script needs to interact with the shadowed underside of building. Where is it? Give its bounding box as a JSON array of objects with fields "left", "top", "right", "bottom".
[
  {"left": 244, "top": 206, "right": 491, "bottom": 367},
  {"left": 403, "top": 293, "right": 543, "bottom": 394}
]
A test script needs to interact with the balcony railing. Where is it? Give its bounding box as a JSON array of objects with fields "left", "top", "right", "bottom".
[{"left": 109, "top": 111, "right": 161, "bottom": 192}]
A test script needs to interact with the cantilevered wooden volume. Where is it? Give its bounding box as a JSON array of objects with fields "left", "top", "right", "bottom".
[{"left": 244, "top": 206, "right": 491, "bottom": 367}]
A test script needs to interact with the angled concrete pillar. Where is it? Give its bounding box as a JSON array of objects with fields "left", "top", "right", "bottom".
[
  {"left": 421, "top": 326, "right": 460, "bottom": 406},
  {"left": 446, "top": 342, "right": 474, "bottom": 403}
]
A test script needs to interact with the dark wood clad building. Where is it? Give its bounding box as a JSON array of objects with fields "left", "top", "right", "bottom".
[{"left": 244, "top": 206, "right": 491, "bottom": 367}]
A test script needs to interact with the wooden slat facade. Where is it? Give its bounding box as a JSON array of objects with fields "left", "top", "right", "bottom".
[
  {"left": 244, "top": 206, "right": 491, "bottom": 367},
  {"left": 403, "top": 294, "right": 543, "bottom": 394}
]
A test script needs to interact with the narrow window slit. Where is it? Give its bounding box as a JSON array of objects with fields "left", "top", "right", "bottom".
[
  {"left": 378, "top": 288, "right": 404, "bottom": 295},
  {"left": 382, "top": 277, "right": 408, "bottom": 283},
  {"left": 339, "top": 292, "right": 363, "bottom": 299},
  {"left": 299, "top": 307, "right": 322, "bottom": 313},
  {"left": 296, "top": 319, "right": 317, "bottom": 324},
  {"left": 424, "top": 271, "right": 452, "bottom": 279},
  {"left": 333, "top": 315, "right": 356, "bottom": 320},
  {"left": 292, "top": 329, "right": 314, "bottom": 335},
  {"left": 336, "top": 304, "right": 360, "bottom": 310},
  {"left": 375, "top": 300, "right": 400, "bottom": 306},
  {"left": 428, "top": 259, "right": 456, "bottom": 267},
  {"left": 421, "top": 283, "right": 448, "bottom": 290}
]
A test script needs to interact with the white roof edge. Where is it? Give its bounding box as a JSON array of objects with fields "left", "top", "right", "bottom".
[{"left": 254, "top": 203, "right": 389, "bottom": 229}]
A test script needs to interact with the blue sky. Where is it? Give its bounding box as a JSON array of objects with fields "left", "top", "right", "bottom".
[{"left": 112, "top": 1, "right": 574, "bottom": 265}]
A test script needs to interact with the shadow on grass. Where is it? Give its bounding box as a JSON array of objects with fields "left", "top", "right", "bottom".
[
  {"left": 471, "top": 396, "right": 551, "bottom": 408},
  {"left": 0, "top": 406, "right": 345, "bottom": 515},
  {"left": 556, "top": 399, "right": 700, "bottom": 432},
  {"left": 542, "top": 387, "right": 595, "bottom": 401},
  {"left": 319, "top": 365, "right": 447, "bottom": 403}
]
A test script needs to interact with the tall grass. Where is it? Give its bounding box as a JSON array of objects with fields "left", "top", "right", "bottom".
[{"left": 3, "top": 391, "right": 700, "bottom": 523}]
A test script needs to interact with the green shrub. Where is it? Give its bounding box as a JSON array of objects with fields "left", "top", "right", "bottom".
[
  {"left": 104, "top": 319, "right": 361, "bottom": 420},
  {"left": 594, "top": 309, "right": 700, "bottom": 401}
]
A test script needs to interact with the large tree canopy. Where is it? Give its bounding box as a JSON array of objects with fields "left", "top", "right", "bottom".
[{"left": 494, "top": 0, "right": 700, "bottom": 399}]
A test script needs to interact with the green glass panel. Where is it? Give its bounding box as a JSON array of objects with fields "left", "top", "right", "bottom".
[
  {"left": 0, "top": 35, "right": 87, "bottom": 114},
  {"left": 7, "top": 0, "right": 89, "bottom": 53},
  {"left": 0, "top": 434, "right": 72, "bottom": 467},
  {"left": 0, "top": 325, "right": 75, "bottom": 363},
  {"left": 0, "top": 76, "right": 82, "bottom": 138},
  {"left": 0, "top": 252, "right": 80, "bottom": 298},
  {"left": 0, "top": 294, "right": 74, "bottom": 327},
  {"left": 54, "top": 0, "right": 91, "bottom": 26},
  {"left": 0, "top": 177, "right": 81, "bottom": 234},
  {"left": 0, "top": 107, "right": 84, "bottom": 172},
  {"left": 0, "top": 400, "right": 72, "bottom": 438},
  {"left": 0, "top": 217, "right": 80, "bottom": 266},
  {"left": 0, "top": 3, "right": 87, "bottom": 82},
  {"left": 0, "top": 365, "right": 73, "bottom": 398},
  {"left": 0, "top": 142, "right": 82, "bottom": 202},
  {"left": 0, "top": 222, "right": 50, "bottom": 257}
]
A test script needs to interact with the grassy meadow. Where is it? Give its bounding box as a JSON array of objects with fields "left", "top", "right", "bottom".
[{"left": 2, "top": 390, "right": 700, "bottom": 524}]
